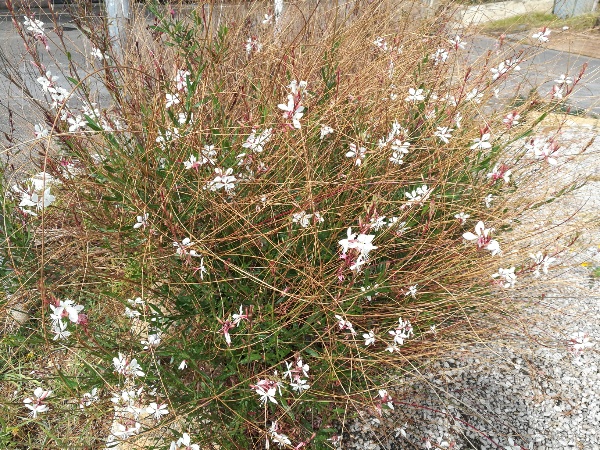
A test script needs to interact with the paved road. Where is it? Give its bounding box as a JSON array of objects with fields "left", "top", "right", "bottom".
[{"left": 472, "top": 35, "right": 600, "bottom": 116}]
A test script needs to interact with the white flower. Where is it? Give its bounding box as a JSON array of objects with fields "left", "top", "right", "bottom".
[
  {"left": 405, "top": 88, "right": 425, "bottom": 102},
  {"left": 292, "top": 211, "right": 313, "bottom": 228},
  {"left": 49, "top": 299, "right": 84, "bottom": 324},
  {"left": 34, "top": 124, "right": 49, "bottom": 138},
  {"left": 113, "top": 353, "right": 145, "bottom": 378},
  {"left": 232, "top": 305, "right": 249, "bottom": 326},
  {"left": 146, "top": 402, "right": 169, "bottom": 421},
  {"left": 186, "top": 146, "right": 217, "bottom": 169},
  {"left": 454, "top": 212, "right": 470, "bottom": 224},
  {"left": 490, "top": 61, "right": 508, "bottom": 81},
  {"left": 262, "top": 14, "right": 273, "bottom": 24},
  {"left": 174, "top": 70, "right": 191, "bottom": 92},
  {"left": 346, "top": 143, "right": 366, "bottom": 166},
  {"left": 205, "top": 167, "right": 237, "bottom": 192},
  {"left": 165, "top": 93, "right": 180, "bottom": 109},
  {"left": 484, "top": 194, "right": 494, "bottom": 208},
  {"left": 390, "top": 139, "right": 410, "bottom": 154},
  {"left": 378, "top": 389, "right": 394, "bottom": 409},
  {"left": 24, "top": 16, "right": 45, "bottom": 35},
  {"left": 389, "top": 328, "right": 407, "bottom": 346},
  {"left": 463, "top": 221, "right": 501, "bottom": 256},
  {"left": 156, "top": 127, "right": 180, "bottom": 145},
  {"left": 492, "top": 267, "right": 516, "bottom": 288},
  {"left": 67, "top": 115, "right": 86, "bottom": 133},
  {"left": 389, "top": 140, "right": 410, "bottom": 165},
  {"left": 405, "top": 185, "right": 431, "bottom": 205},
  {"left": 454, "top": 112, "right": 463, "bottom": 128},
  {"left": 124, "top": 307, "right": 140, "bottom": 319},
  {"left": 486, "top": 163, "right": 512, "bottom": 184},
  {"left": 432, "top": 48, "right": 449, "bottom": 65},
  {"left": 465, "top": 88, "right": 483, "bottom": 103},
  {"left": 242, "top": 128, "right": 273, "bottom": 153},
  {"left": 178, "top": 360, "right": 187, "bottom": 370},
  {"left": 552, "top": 84, "right": 565, "bottom": 99},
  {"left": 80, "top": 388, "right": 99, "bottom": 408},
  {"left": 52, "top": 319, "right": 71, "bottom": 340},
  {"left": 448, "top": 35, "right": 465, "bottom": 50},
  {"left": 251, "top": 379, "right": 279, "bottom": 405},
  {"left": 320, "top": 125, "right": 334, "bottom": 139},
  {"left": 373, "top": 37, "right": 389, "bottom": 51},
  {"left": 17, "top": 187, "right": 56, "bottom": 215},
  {"left": 404, "top": 285, "right": 418, "bottom": 298},
  {"left": 278, "top": 94, "right": 304, "bottom": 129},
  {"left": 554, "top": 74, "right": 573, "bottom": 85},
  {"left": 338, "top": 228, "right": 378, "bottom": 272},
  {"left": 363, "top": 330, "right": 376, "bottom": 346},
  {"left": 245, "top": 37, "right": 263, "bottom": 54},
  {"left": 334, "top": 314, "right": 357, "bottom": 336},
  {"left": 288, "top": 80, "right": 307, "bottom": 96},
  {"left": 503, "top": 111, "right": 520, "bottom": 128},
  {"left": 173, "top": 237, "right": 197, "bottom": 257},
  {"left": 23, "top": 388, "right": 51, "bottom": 418},
  {"left": 471, "top": 133, "right": 491, "bottom": 150},
  {"left": 175, "top": 433, "right": 200, "bottom": 450},
  {"left": 569, "top": 332, "right": 594, "bottom": 356},
  {"left": 526, "top": 138, "right": 559, "bottom": 165},
  {"left": 91, "top": 47, "right": 105, "bottom": 60},
  {"left": 290, "top": 378, "right": 310, "bottom": 392},
  {"left": 111, "top": 422, "right": 141, "bottom": 440},
  {"left": 142, "top": 332, "right": 162, "bottom": 349},
  {"left": 385, "top": 343, "right": 400, "bottom": 353},
  {"left": 269, "top": 422, "right": 292, "bottom": 447},
  {"left": 369, "top": 215, "right": 387, "bottom": 232},
  {"left": 529, "top": 251, "right": 556, "bottom": 277},
  {"left": 133, "top": 213, "right": 149, "bottom": 229},
  {"left": 434, "top": 127, "right": 453, "bottom": 144},
  {"left": 283, "top": 358, "right": 310, "bottom": 381},
  {"left": 532, "top": 27, "right": 551, "bottom": 43}
]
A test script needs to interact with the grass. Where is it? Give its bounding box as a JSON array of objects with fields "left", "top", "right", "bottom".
[{"left": 482, "top": 11, "right": 600, "bottom": 34}]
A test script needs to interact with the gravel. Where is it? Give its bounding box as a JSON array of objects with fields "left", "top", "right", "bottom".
[{"left": 339, "top": 120, "right": 600, "bottom": 450}]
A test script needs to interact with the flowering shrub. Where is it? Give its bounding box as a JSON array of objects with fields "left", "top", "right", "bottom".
[{"left": 0, "top": 0, "right": 585, "bottom": 448}]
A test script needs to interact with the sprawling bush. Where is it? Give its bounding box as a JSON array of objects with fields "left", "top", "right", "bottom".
[{"left": 0, "top": 0, "right": 584, "bottom": 448}]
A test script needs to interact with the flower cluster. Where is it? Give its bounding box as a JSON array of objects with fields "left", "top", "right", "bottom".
[
  {"left": 387, "top": 317, "right": 414, "bottom": 352},
  {"left": 338, "top": 227, "right": 378, "bottom": 272},
  {"left": 184, "top": 145, "right": 218, "bottom": 170},
  {"left": 49, "top": 298, "right": 86, "bottom": 340},
  {"left": 525, "top": 137, "right": 559, "bottom": 165},
  {"left": 205, "top": 167, "right": 237, "bottom": 192},
  {"left": 12, "top": 171, "right": 57, "bottom": 216},
  {"left": 283, "top": 356, "right": 311, "bottom": 393},
  {"left": 291, "top": 210, "right": 324, "bottom": 228},
  {"left": 404, "top": 185, "right": 431, "bottom": 207}
]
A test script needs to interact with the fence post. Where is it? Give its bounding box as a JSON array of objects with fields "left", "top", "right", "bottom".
[{"left": 106, "top": 0, "right": 130, "bottom": 56}]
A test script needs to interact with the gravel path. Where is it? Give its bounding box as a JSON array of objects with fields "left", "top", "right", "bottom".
[{"left": 341, "top": 119, "right": 600, "bottom": 450}]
